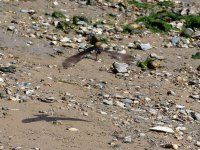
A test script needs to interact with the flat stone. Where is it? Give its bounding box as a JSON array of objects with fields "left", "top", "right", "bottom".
[
  {"left": 67, "top": 128, "right": 79, "bottom": 132},
  {"left": 139, "top": 43, "right": 152, "bottom": 51},
  {"left": 113, "top": 62, "right": 128, "bottom": 73},
  {"left": 115, "top": 101, "right": 125, "bottom": 108},
  {"left": 103, "top": 99, "right": 113, "bottom": 105},
  {"left": 150, "top": 126, "right": 174, "bottom": 133},
  {"left": 150, "top": 53, "right": 164, "bottom": 60}
]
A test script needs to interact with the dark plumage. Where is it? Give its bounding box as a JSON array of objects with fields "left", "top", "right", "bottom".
[{"left": 62, "top": 35, "right": 134, "bottom": 69}]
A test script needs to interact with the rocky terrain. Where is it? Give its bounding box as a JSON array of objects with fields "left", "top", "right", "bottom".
[{"left": 0, "top": 0, "right": 199, "bottom": 150}]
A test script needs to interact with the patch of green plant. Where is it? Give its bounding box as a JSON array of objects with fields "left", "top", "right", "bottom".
[
  {"left": 99, "top": 36, "right": 108, "bottom": 44},
  {"left": 129, "top": 0, "right": 152, "bottom": 9},
  {"left": 0, "top": 66, "right": 16, "bottom": 73},
  {"left": 157, "top": 0, "right": 174, "bottom": 7},
  {"left": 122, "top": 24, "right": 143, "bottom": 34},
  {"left": 156, "top": 11, "right": 180, "bottom": 21},
  {"left": 137, "top": 57, "right": 156, "bottom": 70},
  {"left": 147, "top": 19, "right": 172, "bottom": 32},
  {"left": 135, "top": 17, "right": 172, "bottom": 32},
  {"left": 52, "top": 11, "right": 66, "bottom": 19},
  {"left": 134, "top": 9, "right": 200, "bottom": 32},
  {"left": 183, "top": 15, "right": 200, "bottom": 28},
  {"left": 134, "top": 10, "right": 181, "bottom": 32},
  {"left": 72, "top": 16, "right": 89, "bottom": 25},
  {"left": 191, "top": 52, "right": 200, "bottom": 59},
  {"left": 122, "top": 24, "right": 135, "bottom": 33},
  {"left": 56, "top": 21, "right": 74, "bottom": 32}
]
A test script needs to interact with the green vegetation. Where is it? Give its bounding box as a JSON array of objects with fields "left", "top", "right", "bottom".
[
  {"left": 51, "top": 12, "right": 90, "bottom": 32},
  {"left": 52, "top": 11, "right": 66, "bottom": 19},
  {"left": 134, "top": 10, "right": 200, "bottom": 32},
  {"left": 184, "top": 15, "right": 200, "bottom": 28},
  {"left": 137, "top": 57, "right": 156, "bottom": 70},
  {"left": 129, "top": 0, "right": 151, "bottom": 9},
  {"left": 99, "top": 36, "right": 108, "bottom": 44},
  {"left": 56, "top": 21, "right": 74, "bottom": 32},
  {"left": 157, "top": 0, "right": 174, "bottom": 7},
  {"left": 192, "top": 52, "right": 200, "bottom": 59},
  {"left": 134, "top": 10, "right": 180, "bottom": 32}
]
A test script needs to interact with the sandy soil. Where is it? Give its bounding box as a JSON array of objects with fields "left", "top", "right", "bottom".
[{"left": 0, "top": 0, "right": 199, "bottom": 150}]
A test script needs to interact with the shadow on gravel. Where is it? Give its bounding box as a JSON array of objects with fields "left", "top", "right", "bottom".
[{"left": 22, "top": 114, "right": 90, "bottom": 123}]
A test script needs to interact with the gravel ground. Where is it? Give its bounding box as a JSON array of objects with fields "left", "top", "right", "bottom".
[{"left": 0, "top": 0, "right": 199, "bottom": 150}]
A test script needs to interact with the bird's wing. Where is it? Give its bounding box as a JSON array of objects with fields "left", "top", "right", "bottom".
[
  {"left": 62, "top": 47, "right": 95, "bottom": 69},
  {"left": 101, "top": 49, "right": 134, "bottom": 64}
]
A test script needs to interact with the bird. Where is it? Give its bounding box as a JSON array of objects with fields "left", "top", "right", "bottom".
[{"left": 62, "top": 34, "right": 134, "bottom": 69}]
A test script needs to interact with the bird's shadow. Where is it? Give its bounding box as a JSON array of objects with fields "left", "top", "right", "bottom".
[{"left": 22, "top": 114, "right": 90, "bottom": 123}]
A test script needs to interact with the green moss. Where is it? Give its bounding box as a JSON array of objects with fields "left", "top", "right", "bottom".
[
  {"left": 157, "top": 1, "right": 174, "bottom": 7},
  {"left": 56, "top": 21, "right": 73, "bottom": 32},
  {"left": 99, "top": 36, "right": 108, "bottom": 44},
  {"left": 147, "top": 19, "right": 172, "bottom": 32},
  {"left": 52, "top": 11, "right": 66, "bottom": 19},
  {"left": 183, "top": 15, "right": 200, "bottom": 28},
  {"left": 129, "top": 0, "right": 152, "bottom": 9},
  {"left": 192, "top": 52, "right": 200, "bottom": 59},
  {"left": 137, "top": 57, "right": 156, "bottom": 70},
  {"left": 134, "top": 10, "right": 181, "bottom": 32}
]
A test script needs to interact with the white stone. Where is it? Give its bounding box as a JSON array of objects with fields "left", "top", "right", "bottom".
[{"left": 150, "top": 126, "right": 174, "bottom": 133}]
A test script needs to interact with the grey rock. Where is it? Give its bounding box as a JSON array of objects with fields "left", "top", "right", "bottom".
[
  {"left": 78, "top": 43, "right": 87, "bottom": 49},
  {"left": 121, "top": 98, "right": 133, "bottom": 105},
  {"left": 139, "top": 43, "right": 152, "bottom": 51},
  {"left": 123, "top": 135, "right": 132, "bottom": 143},
  {"left": 148, "top": 108, "right": 157, "bottom": 115},
  {"left": 78, "top": 0, "right": 87, "bottom": 5},
  {"left": 12, "top": 147, "right": 22, "bottom": 150},
  {"left": 7, "top": 26, "right": 16, "bottom": 31},
  {"left": 167, "top": 90, "right": 176, "bottom": 96},
  {"left": 180, "top": 8, "right": 188, "bottom": 15},
  {"left": 191, "top": 112, "right": 200, "bottom": 121},
  {"left": 193, "top": 31, "right": 200, "bottom": 38},
  {"left": 113, "top": 62, "right": 128, "bottom": 73},
  {"left": 127, "top": 43, "right": 135, "bottom": 48},
  {"left": 77, "top": 21, "right": 87, "bottom": 26},
  {"left": 190, "top": 94, "right": 200, "bottom": 100},
  {"left": 196, "top": 141, "right": 200, "bottom": 147},
  {"left": 150, "top": 53, "right": 164, "bottom": 60},
  {"left": 20, "top": 9, "right": 35, "bottom": 13},
  {"left": 182, "top": 28, "right": 194, "bottom": 37},
  {"left": 171, "top": 36, "right": 180, "bottom": 46},
  {"left": 103, "top": 99, "right": 113, "bottom": 105},
  {"left": 115, "top": 101, "right": 125, "bottom": 108}
]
